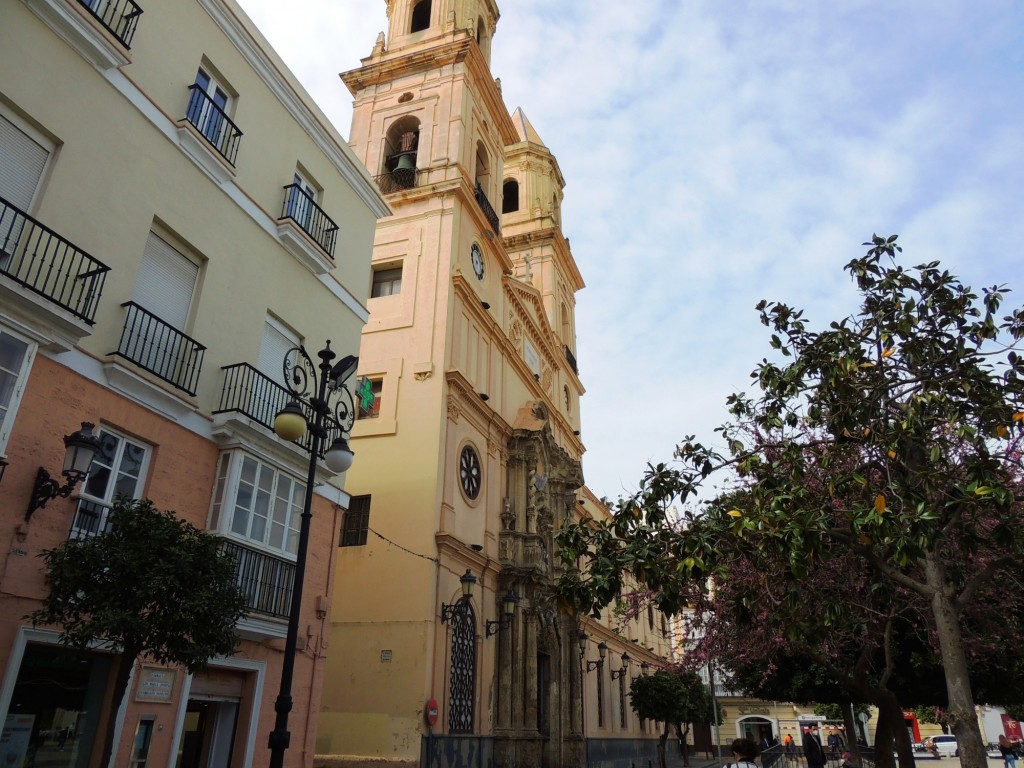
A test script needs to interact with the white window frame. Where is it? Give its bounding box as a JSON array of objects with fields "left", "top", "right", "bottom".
[
  {"left": 70, "top": 426, "right": 151, "bottom": 537},
  {"left": 0, "top": 325, "right": 37, "bottom": 457},
  {"left": 209, "top": 450, "right": 305, "bottom": 559}
]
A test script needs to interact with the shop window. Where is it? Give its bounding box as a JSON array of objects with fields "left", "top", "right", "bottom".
[{"left": 5, "top": 643, "right": 111, "bottom": 761}]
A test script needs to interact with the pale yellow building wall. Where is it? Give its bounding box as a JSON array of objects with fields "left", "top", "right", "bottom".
[{"left": 0, "top": 2, "right": 384, "bottom": 766}]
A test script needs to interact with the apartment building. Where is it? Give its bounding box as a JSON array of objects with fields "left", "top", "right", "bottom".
[{"left": 0, "top": 0, "right": 387, "bottom": 765}]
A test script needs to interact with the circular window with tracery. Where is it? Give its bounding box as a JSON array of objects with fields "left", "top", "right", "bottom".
[{"left": 459, "top": 444, "right": 482, "bottom": 500}]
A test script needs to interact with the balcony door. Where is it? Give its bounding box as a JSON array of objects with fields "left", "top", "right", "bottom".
[{"left": 129, "top": 233, "right": 199, "bottom": 384}]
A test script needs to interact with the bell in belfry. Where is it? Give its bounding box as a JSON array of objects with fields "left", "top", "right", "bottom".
[{"left": 393, "top": 153, "right": 415, "bottom": 171}]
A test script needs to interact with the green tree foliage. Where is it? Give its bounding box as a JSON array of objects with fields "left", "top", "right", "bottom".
[
  {"left": 557, "top": 237, "right": 1024, "bottom": 768},
  {"left": 30, "top": 498, "right": 247, "bottom": 768},
  {"left": 630, "top": 670, "right": 717, "bottom": 768}
]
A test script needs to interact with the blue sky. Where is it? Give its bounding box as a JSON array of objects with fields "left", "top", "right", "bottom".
[{"left": 237, "top": 0, "right": 1024, "bottom": 500}]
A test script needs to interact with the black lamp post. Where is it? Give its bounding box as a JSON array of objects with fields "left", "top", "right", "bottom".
[{"left": 267, "top": 342, "right": 358, "bottom": 768}]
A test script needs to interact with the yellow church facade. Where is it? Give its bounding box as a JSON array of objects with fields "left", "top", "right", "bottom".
[{"left": 315, "top": 2, "right": 674, "bottom": 767}]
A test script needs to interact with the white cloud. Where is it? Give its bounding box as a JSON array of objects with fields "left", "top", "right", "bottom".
[{"left": 236, "top": 0, "right": 1024, "bottom": 500}]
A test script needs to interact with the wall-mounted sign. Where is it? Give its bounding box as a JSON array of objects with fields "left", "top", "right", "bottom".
[
  {"left": 136, "top": 667, "right": 177, "bottom": 703},
  {"left": 426, "top": 699, "right": 439, "bottom": 727}
]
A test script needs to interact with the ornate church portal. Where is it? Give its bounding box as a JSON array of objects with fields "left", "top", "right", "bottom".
[{"left": 492, "top": 402, "right": 585, "bottom": 768}]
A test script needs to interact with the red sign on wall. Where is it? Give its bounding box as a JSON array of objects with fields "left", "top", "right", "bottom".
[
  {"left": 426, "top": 699, "right": 439, "bottom": 727},
  {"left": 1002, "top": 715, "right": 1023, "bottom": 740}
]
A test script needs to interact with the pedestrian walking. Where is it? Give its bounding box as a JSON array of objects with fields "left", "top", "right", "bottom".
[
  {"left": 1000, "top": 734, "right": 1019, "bottom": 768},
  {"left": 803, "top": 726, "right": 826, "bottom": 768}
]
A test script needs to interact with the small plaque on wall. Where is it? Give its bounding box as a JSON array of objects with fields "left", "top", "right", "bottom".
[{"left": 136, "top": 667, "right": 177, "bottom": 703}]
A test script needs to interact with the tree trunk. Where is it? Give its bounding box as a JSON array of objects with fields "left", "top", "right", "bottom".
[
  {"left": 872, "top": 699, "right": 895, "bottom": 768},
  {"left": 99, "top": 647, "right": 138, "bottom": 768},
  {"left": 842, "top": 702, "right": 860, "bottom": 761},
  {"left": 878, "top": 691, "right": 915, "bottom": 768},
  {"left": 923, "top": 553, "right": 987, "bottom": 768},
  {"left": 678, "top": 722, "right": 691, "bottom": 767},
  {"left": 659, "top": 722, "right": 669, "bottom": 768}
]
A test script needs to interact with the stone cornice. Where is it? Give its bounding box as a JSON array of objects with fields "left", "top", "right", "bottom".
[
  {"left": 199, "top": 0, "right": 391, "bottom": 219},
  {"left": 343, "top": 36, "right": 519, "bottom": 147},
  {"left": 503, "top": 228, "right": 586, "bottom": 293}
]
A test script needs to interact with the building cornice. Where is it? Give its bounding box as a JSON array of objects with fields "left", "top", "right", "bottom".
[
  {"left": 503, "top": 228, "right": 586, "bottom": 293},
  {"left": 200, "top": 0, "right": 391, "bottom": 220}
]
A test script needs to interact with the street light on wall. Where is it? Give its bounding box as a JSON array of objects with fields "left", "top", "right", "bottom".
[
  {"left": 25, "top": 422, "right": 102, "bottom": 522},
  {"left": 610, "top": 652, "right": 631, "bottom": 680},
  {"left": 267, "top": 342, "right": 358, "bottom": 768},
  {"left": 584, "top": 638, "right": 607, "bottom": 673},
  {"left": 485, "top": 589, "right": 520, "bottom": 637},
  {"left": 640, "top": 661, "right": 650, "bottom": 676},
  {"left": 441, "top": 569, "right": 478, "bottom": 622}
]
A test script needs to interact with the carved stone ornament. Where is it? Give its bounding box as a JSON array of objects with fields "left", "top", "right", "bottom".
[
  {"left": 447, "top": 398, "right": 461, "bottom": 423},
  {"left": 509, "top": 319, "right": 523, "bottom": 346}
]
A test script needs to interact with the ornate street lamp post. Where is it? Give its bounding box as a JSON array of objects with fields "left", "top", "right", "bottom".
[{"left": 267, "top": 342, "right": 358, "bottom": 768}]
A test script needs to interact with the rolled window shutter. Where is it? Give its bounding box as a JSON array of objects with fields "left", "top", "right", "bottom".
[
  {"left": 0, "top": 116, "right": 49, "bottom": 210},
  {"left": 132, "top": 233, "right": 198, "bottom": 329}
]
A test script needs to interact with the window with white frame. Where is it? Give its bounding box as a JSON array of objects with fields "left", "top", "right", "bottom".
[
  {"left": 70, "top": 427, "right": 150, "bottom": 538},
  {"left": 0, "top": 328, "right": 36, "bottom": 455},
  {"left": 209, "top": 451, "right": 304, "bottom": 557},
  {"left": 286, "top": 170, "right": 320, "bottom": 232},
  {"left": 186, "top": 67, "right": 231, "bottom": 147}
]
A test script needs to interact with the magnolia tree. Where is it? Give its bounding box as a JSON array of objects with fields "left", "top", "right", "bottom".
[
  {"left": 30, "top": 498, "right": 246, "bottom": 768},
  {"left": 557, "top": 237, "right": 1024, "bottom": 768}
]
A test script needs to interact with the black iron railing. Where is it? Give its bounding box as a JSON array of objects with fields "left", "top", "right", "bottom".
[
  {"left": 68, "top": 498, "right": 112, "bottom": 539},
  {"left": 374, "top": 167, "right": 419, "bottom": 194},
  {"left": 0, "top": 195, "right": 110, "bottom": 324},
  {"left": 221, "top": 540, "right": 295, "bottom": 619},
  {"left": 214, "top": 362, "right": 340, "bottom": 458},
  {"left": 421, "top": 735, "right": 494, "bottom": 768},
  {"left": 280, "top": 184, "right": 338, "bottom": 256},
  {"left": 77, "top": 0, "right": 143, "bottom": 48},
  {"left": 184, "top": 85, "right": 242, "bottom": 166},
  {"left": 475, "top": 182, "right": 500, "bottom": 233},
  {"left": 113, "top": 302, "right": 206, "bottom": 395},
  {"left": 565, "top": 345, "right": 578, "bottom": 375}
]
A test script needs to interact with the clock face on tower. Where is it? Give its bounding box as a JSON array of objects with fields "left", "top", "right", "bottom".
[
  {"left": 459, "top": 444, "right": 482, "bottom": 500},
  {"left": 470, "top": 243, "right": 485, "bottom": 280}
]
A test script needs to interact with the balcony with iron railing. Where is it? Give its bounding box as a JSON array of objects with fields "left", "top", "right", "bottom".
[
  {"left": 474, "top": 181, "right": 500, "bottom": 234},
  {"left": 68, "top": 500, "right": 294, "bottom": 620},
  {"left": 77, "top": 0, "right": 143, "bottom": 48},
  {"left": 214, "top": 362, "right": 341, "bottom": 459},
  {"left": 280, "top": 184, "right": 338, "bottom": 257},
  {"left": 372, "top": 162, "right": 419, "bottom": 195},
  {"left": 184, "top": 85, "right": 242, "bottom": 166},
  {"left": 221, "top": 539, "right": 295, "bottom": 619},
  {"left": 112, "top": 302, "right": 206, "bottom": 395},
  {"left": 69, "top": 498, "right": 112, "bottom": 539},
  {"left": 0, "top": 195, "right": 110, "bottom": 325},
  {"left": 565, "top": 345, "right": 578, "bottom": 376}
]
